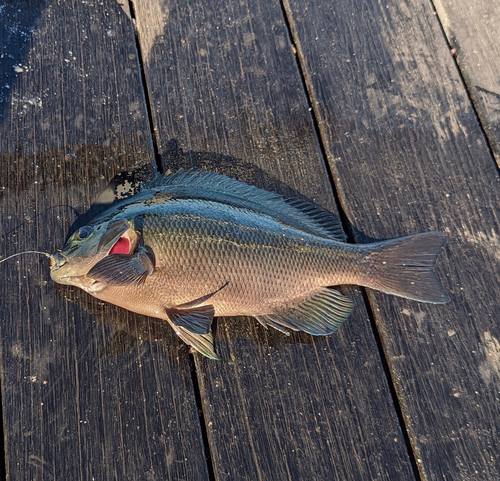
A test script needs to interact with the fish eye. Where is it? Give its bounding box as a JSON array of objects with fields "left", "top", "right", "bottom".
[{"left": 76, "top": 226, "right": 94, "bottom": 240}]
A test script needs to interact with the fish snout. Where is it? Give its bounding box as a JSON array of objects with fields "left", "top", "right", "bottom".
[{"left": 50, "top": 251, "right": 67, "bottom": 270}]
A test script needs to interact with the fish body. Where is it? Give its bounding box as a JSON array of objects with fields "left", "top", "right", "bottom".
[{"left": 50, "top": 170, "right": 449, "bottom": 358}]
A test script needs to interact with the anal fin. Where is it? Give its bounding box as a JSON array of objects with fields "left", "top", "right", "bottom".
[{"left": 255, "top": 287, "right": 354, "bottom": 336}]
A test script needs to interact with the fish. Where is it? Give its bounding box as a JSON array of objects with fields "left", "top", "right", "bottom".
[{"left": 49, "top": 170, "right": 449, "bottom": 359}]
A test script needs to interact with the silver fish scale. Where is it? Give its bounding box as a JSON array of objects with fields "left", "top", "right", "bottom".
[{"left": 140, "top": 212, "right": 364, "bottom": 316}]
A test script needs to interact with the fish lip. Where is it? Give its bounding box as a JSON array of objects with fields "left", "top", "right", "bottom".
[{"left": 50, "top": 251, "right": 67, "bottom": 270}]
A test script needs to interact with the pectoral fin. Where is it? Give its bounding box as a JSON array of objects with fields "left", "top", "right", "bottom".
[
  {"left": 255, "top": 287, "right": 354, "bottom": 336},
  {"left": 166, "top": 305, "right": 215, "bottom": 335},
  {"left": 87, "top": 245, "right": 155, "bottom": 286},
  {"left": 175, "top": 281, "right": 229, "bottom": 309}
]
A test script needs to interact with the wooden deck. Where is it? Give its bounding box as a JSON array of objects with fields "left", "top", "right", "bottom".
[{"left": 0, "top": 0, "right": 499, "bottom": 479}]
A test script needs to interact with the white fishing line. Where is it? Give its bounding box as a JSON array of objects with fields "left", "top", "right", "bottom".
[{"left": 0, "top": 251, "right": 51, "bottom": 264}]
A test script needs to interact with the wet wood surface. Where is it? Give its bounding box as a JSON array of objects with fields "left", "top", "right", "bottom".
[
  {"left": 0, "top": 0, "right": 499, "bottom": 480},
  {"left": 284, "top": 0, "right": 500, "bottom": 478},
  {"left": 0, "top": 2, "right": 209, "bottom": 480},
  {"left": 133, "top": 0, "right": 416, "bottom": 479},
  {"left": 434, "top": 0, "right": 500, "bottom": 165}
]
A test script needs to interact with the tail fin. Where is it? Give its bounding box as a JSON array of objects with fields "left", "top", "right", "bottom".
[{"left": 365, "top": 232, "right": 449, "bottom": 304}]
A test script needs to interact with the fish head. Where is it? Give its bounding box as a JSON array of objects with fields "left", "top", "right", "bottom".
[{"left": 50, "top": 218, "right": 139, "bottom": 289}]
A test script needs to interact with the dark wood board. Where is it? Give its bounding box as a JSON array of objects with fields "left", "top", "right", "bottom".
[
  {"left": 284, "top": 0, "right": 500, "bottom": 479},
  {"left": 0, "top": 1, "right": 209, "bottom": 480},
  {"left": 433, "top": 0, "right": 500, "bottom": 166},
  {"left": 134, "top": 0, "right": 417, "bottom": 479}
]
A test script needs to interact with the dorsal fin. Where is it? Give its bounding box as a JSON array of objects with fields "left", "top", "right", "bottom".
[{"left": 141, "top": 170, "right": 346, "bottom": 241}]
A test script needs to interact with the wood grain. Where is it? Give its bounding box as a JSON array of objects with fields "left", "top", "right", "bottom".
[
  {"left": 433, "top": 0, "right": 500, "bottom": 165},
  {"left": 284, "top": 0, "right": 500, "bottom": 478},
  {"left": 134, "top": 0, "right": 417, "bottom": 479},
  {"left": 0, "top": 1, "right": 209, "bottom": 479}
]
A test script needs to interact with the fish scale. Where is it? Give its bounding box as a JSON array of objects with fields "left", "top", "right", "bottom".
[
  {"left": 50, "top": 170, "right": 449, "bottom": 359},
  {"left": 143, "top": 213, "right": 355, "bottom": 311}
]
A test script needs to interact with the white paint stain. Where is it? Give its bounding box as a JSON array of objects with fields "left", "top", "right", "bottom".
[
  {"left": 479, "top": 332, "right": 500, "bottom": 388},
  {"left": 461, "top": 226, "right": 500, "bottom": 262},
  {"left": 133, "top": 2, "right": 169, "bottom": 64},
  {"left": 400, "top": 308, "right": 427, "bottom": 333}
]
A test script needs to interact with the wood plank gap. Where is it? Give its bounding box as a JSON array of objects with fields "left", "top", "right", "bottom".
[
  {"left": 127, "top": 0, "right": 163, "bottom": 174},
  {"left": 127, "top": 1, "right": 214, "bottom": 475},
  {"left": 428, "top": 0, "right": 500, "bottom": 173},
  {"left": 359, "top": 287, "right": 423, "bottom": 481},
  {"left": 0, "top": 377, "right": 5, "bottom": 481},
  {"left": 279, "top": 1, "right": 424, "bottom": 477},
  {"left": 277, "top": 0, "right": 356, "bottom": 245},
  {"left": 187, "top": 354, "right": 217, "bottom": 481}
]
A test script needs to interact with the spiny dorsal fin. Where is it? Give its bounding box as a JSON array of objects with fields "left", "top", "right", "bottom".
[{"left": 141, "top": 170, "right": 346, "bottom": 241}]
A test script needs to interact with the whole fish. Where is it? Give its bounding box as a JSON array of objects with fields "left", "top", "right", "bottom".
[{"left": 49, "top": 170, "right": 449, "bottom": 359}]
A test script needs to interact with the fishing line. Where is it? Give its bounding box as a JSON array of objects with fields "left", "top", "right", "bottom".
[{"left": 0, "top": 251, "right": 51, "bottom": 264}]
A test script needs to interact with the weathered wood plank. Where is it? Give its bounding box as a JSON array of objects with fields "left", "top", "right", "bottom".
[
  {"left": 0, "top": 1, "right": 209, "bottom": 479},
  {"left": 134, "top": 0, "right": 417, "bottom": 479},
  {"left": 434, "top": 0, "right": 500, "bottom": 165},
  {"left": 284, "top": 0, "right": 500, "bottom": 478}
]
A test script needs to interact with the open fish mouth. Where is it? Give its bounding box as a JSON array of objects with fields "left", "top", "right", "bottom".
[{"left": 108, "top": 235, "right": 131, "bottom": 255}]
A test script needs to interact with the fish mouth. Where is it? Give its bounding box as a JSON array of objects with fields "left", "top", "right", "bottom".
[
  {"left": 50, "top": 251, "right": 67, "bottom": 270},
  {"left": 49, "top": 250, "right": 103, "bottom": 291}
]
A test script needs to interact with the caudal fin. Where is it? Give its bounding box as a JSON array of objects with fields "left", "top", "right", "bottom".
[{"left": 365, "top": 232, "right": 449, "bottom": 304}]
